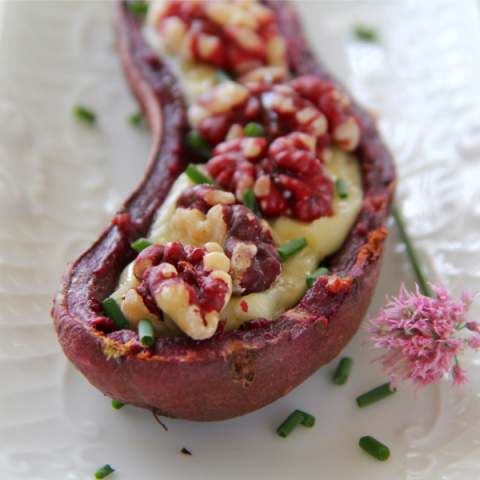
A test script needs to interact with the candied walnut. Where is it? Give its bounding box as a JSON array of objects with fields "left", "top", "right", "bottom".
[
  {"left": 190, "top": 81, "right": 330, "bottom": 151},
  {"left": 171, "top": 203, "right": 228, "bottom": 247},
  {"left": 176, "top": 184, "right": 235, "bottom": 213},
  {"left": 149, "top": 0, "right": 287, "bottom": 74},
  {"left": 238, "top": 66, "right": 288, "bottom": 85},
  {"left": 172, "top": 185, "right": 281, "bottom": 295},
  {"left": 126, "top": 241, "right": 232, "bottom": 340},
  {"left": 222, "top": 204, "right": 281, "bottom": 295},
  {"left": 205, "top": 132, "right": 334, "bottom": 222},
  {"left": 189, "top": 75, "right": 362, "bottom": 153},
  {"left": 188, "top": 81, "right": 249, "bottom": 133},
  {"left": 290, "top": 76, "right": 360, "bottom": 151},
  {"left": 206, "top": 137, "right": 267, "bottom": 200}
]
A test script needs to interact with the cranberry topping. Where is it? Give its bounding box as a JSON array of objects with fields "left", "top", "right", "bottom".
[
  {"left": 206, "top": 132, "right": 334, "bottom": 222},
  {"left": 152, "top": 0, "right": 287, "bottom": 74}
]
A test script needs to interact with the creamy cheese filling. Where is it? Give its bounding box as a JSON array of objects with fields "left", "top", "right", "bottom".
[{"left": 113, "top": 147, "right": 363, "bottom": 334}]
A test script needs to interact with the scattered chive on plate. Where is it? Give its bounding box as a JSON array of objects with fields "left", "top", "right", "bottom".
[
  {"left": 276, "top": 409, "right": 315, "bottom": 438},
  {"left": 74, "top": 105, "right": 96, "bottom": 124},
  {"left": 359, "top": 436, "right": 390, "bottom": 461},
  {"left": 356, "top": 382, "right": 396, "bottom": 407},
  {"left": 95, "top": 464, "right": 115, "bottom": 479}
]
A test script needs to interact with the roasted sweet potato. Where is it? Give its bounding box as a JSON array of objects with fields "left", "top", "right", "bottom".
[{"left": 52, "top": 0, "right": 395, "bottom": 422}]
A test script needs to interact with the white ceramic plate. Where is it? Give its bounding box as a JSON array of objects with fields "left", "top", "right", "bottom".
[{"left": 1, "top": 1, "right": 480, "bottom": 479}]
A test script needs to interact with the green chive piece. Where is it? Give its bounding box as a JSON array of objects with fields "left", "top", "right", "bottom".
[
  {"left": 359, "top": 436, "right": 390, "bottom": 461},
  {"left": 333, "top": 357, "right": 353, "bottom": 385},
  {"left": 131, "top": 238, "right": 153, "bottom": 252},
  {"left": 335, "top": 178, "right": 349, "bottom": 199},
  {"left": 306, "top": 267, "right": 330, "bottom": 288},
  {"left": 355, "top": 27, "right": 377, "bottom": 42},
  {"left": 95, "top": 464, "right": 115, "bottom": 479},
  {"left": 243, "top": 189, "right": 258, "bottom": 215},
  {"left": 276, "top": 410, "right": 305, "bottom": 438},
  {"left": 128, "top": 112, "right": 144, "bottom": 126},
  {"left": 127, "top": 1, "right": 149, "bottom": 15},
  {"left": 102, "top": 297, "right": 129, "bottom": 330},
  {"left": 215, "top": 69, "right": 232, "bottom": 83},
  {"left": 356, "top": 382, "right": 396, "bottom": 408},
  {"left": 74, "top": 106, "right": 96, "bottom": 124},
  {"left": 245, "top": 122, "right": 266, "bottom": 138},
  {"left": 393, "top": 206, "right": 435, "bottom": 298},
  {"left": 186, "top": 164, "right": 222, "bottom": 189},
  {"left": 296, "top": 410, "right": 315, "bottom": 428},
  {"left": 187, "top": 130, "right": 213, "bottom": 158},
  {"left": 111, "top": 400, "right": 125, "bottom": 410},
  {"left": 139, "top": 318, "right": 155, "bottom": 346},
  {"left": 277, "top": 237, "right": 308, "bottom": 262}
]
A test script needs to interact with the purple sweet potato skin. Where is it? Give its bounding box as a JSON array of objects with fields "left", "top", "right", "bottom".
[{"left": 52, "top": 1, "right": 395, "bottom": 422}]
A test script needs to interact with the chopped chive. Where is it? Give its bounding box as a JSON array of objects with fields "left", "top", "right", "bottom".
[
  {"left": 355, "top": 27, "right": 377, "bottom": 42},
  {"left": 243, "top": 189, "right": 258, "bottom": 215},
  {"left": 359, "top": 436, "right": 390, "bottom": 461},
  {"left": 186, "top": 164, "right": 222, "bottom": 189},
  {"left": 111, "top": 400, "right": 125, "bottom": 410},
  {"left": 245, "top": 122, "right": 266, "bottom": 138},
  {"left": 74, "top": 106, "right": 96, "bottom": 124},
  {"left": 95, "top": 464, "right": 115, "bottom": 479},
  {"left": 277, "top": 237, "right": 308, "bottom": 262},
  {"left": 139, "top": 318, "right": 155, "bottom": 346},
  {"left": 333, "top": 357, "right": 353, "bottom": 385},
  {"left": 128, "top": 112, "right": 144, "bottom": 126},
  {"left": 187, "top": 130, "right": 213, "bottom": 158},
  {"left": 276, "top": 410, "right": 305, "bottom": 438},
  {"left": 131, "top": 238, "right": 153, "bottom": 252},
  {"left": 393, "top": 206, "right": 435, "bottom": 298},
  {"left": 296, "top": 410, "right": 315, "bottom": 428},
  {"left": 306, "top": 267, "right": 330, "bottom": 288},
  {"left": 356, "top": 382, "right": 396, "bottom": 408},
  {"left": 127, "top": 1, "right": 149, "bottom": 15},
  {"left": 215, "top": 69, "right": 232, "bottom": 83},
  {"left": 181, "top": 447, "right": 192, "bottom": 455},
  {"left": 335, "top": 178, "right": 349, "bottom": 199},
  {"left": 102, "top": 297, "right": 129, "bottom": 330}
]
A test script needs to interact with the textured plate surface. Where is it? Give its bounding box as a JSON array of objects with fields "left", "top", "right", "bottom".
[{"left": 1, "top": 1, "right": 480, "bottom": 479}]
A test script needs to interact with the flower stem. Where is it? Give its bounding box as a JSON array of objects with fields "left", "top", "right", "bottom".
[{"left": 393, "top": 205, "right": 435, "bottom": 298}]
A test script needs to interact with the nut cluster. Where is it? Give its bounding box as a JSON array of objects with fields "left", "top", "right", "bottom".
[
  {"left": 150, "top": 0, "right": 287, "bottom": 74},
  {"left": 123, "top": 241, "right": 233, "bottom": 340},
  {"left": 188, "top": 75, "right": 361, "bottom": 154},
  {"left": 206, "top": 133, "right": 334, "bottom": 222},
  {"left": 173, "top": 184, "right": 282, "bottom": 295}
]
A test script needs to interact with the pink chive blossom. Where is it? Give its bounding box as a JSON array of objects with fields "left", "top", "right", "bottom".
[{"left": 364, "top": 283, "right": 479, "bottom": 394}]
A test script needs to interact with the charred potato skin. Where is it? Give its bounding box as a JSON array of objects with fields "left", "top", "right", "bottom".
[{"left": 52, "top": 1, "right": 395, "bottom": 422}]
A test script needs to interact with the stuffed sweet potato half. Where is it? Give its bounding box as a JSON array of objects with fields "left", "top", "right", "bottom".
[{"left": 52, "top": 0, "right": 395, "bottom": 422}]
